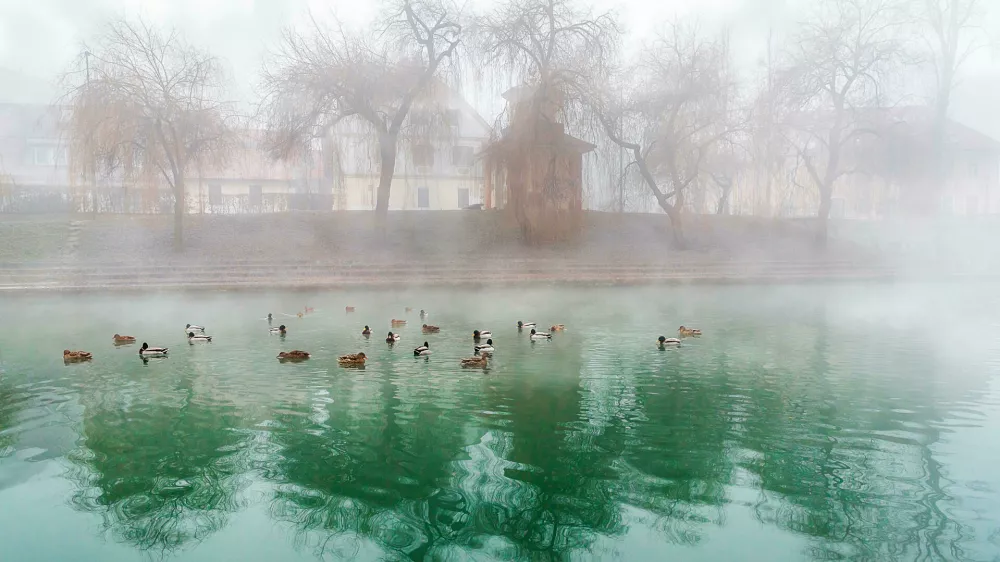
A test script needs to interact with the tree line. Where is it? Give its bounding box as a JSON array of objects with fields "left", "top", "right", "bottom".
[{"left": 61, "top": 0, "right": 988, "bottom": 249}]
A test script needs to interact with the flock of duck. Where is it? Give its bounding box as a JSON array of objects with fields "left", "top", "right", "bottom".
[{"left": 61, "top": 306, "right": 703, "bottom": 368}]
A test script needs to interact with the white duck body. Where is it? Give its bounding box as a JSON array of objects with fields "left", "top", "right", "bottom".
[
  {"left": 529, "top": 329, "right": 551, "bottom": 340},
  {"left": 139, "top": 343, "right": 168, "bottom": 357},
  {"left": 185, "top": 324, "right": 205, "bottom": 334},
  {"left": 413, "top": 344, "right": 431, "bottom": 356},
  {"left": 188, "top": 333, "right": 213, "bottom": 343}
]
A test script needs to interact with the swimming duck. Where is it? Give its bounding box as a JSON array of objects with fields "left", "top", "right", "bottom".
[
  {"left": 113, "top": 334, "right": 136, "bottom": 343},
  {"left": 386, "top": 331, "right": 400, "bottom": 343},
  {"left": 270, "top": 325, "right": 287, "bottom": 335},
  {"left": 188, "top": 332, "right": 213, "bottom": 343},
  {"left": 658, "top": 335, "right": 681, "bottom": 347},
  {"left": 297, "top": 312, "right": 303, "bottom": 318},
  {"left": 304, "top": 306, "right": 314, "bottom": 314},
  {"left": 338, "top": 352, "right": 366, "bottom": 366},
  {"left": 362, "top": 325, "right": 372, "bottom": 336},
  {"left": 63, "top": 349, "right": 92, "bottom": 362},
  {"left": 185, "top": 324, "right": 205, "bottom": 334},
  {"left": 405, "top": 307, "right": 414, "bottom": 313},
  {"left": 139, "top": 343, "right": 168, "bottom": 357},
  {"left": 391, "top": 319, "right": 407, "bottom": 327},
  {"left": 678, "top": 326, "right": 702, "bottom": 337},
  {"left": 277, "top": 350, "right": 310, "bottom": 362},
  {"left": 473, "top": 330, "right": 492, "bottom": 341},
  {"left": 420, "top": 309, "right": 428, "bottom": 319},
  {"left": 550, "top": 324, "right": 566, "bottom": 332},
  {"left": 517, "top": 321, "right": 536, "bottom": 330},
  {"left": 461, "top": 355, "right": 489, "bottom": 368},
  {"left": 475, "top": 339, "right": 495, "bottom": 355},
  {"left": 345, "top": 306, "right": 356, "bottom": 313},
  {"left": 529, "top": 329, "right": 551, "bottom": 340},
  {"left": 422, "top": 324, "right": 441, "bottom": 333},
  {"left": 267, "top": 313, "right": 273, "bottom": 324},
  {"left": 414, "top": 342, "right": 432, "bottom": 356}
]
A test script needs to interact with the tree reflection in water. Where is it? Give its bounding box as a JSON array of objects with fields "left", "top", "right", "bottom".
[{"left": 65, "top": 375, "right": 251, "bottom": 555}]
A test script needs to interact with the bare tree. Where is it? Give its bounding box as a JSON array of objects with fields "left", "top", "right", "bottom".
[
  {"left": 921, "top": 0, "right": 988, "bottom": 209},
  {"left": 773, "top": 0, "right": 907, "bottom": 246},
  {"left": 593, "top": 22, "right": 736, "bottom": 246},
  {"left": 62, "top": 19, "right": 238, "bottom": 250},
  {"left": 259, "top": 0, "right": 462, "bottom": 220}
]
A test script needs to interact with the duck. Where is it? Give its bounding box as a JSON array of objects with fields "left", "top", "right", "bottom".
[
  {"left": 277, "top": 350, "right": 310, "bottom": 362},
  {"left": 678, "top": 326, "right": 702, "bottom": 337},
  {"left": 461, "top": 355, "right": 489, "bottom": 368},
  {"left": 139, "top": 343, "right": 168, "bottom": 357},
  {"left": 185, "top": 324, "right": 205, "bottom": 334},
  {"left": 338, "top": 352, "right": 366, "bottom": 366},
  {"left": 475, "top": 339, "right": 495, "bottom": 355},
  {"left": 297, "top": 312, "right": 304, "bottom": 318},
  {"left": 550, "top": 324, "right": 566, "bottom": 332},
  {"left": 391, "top": 319, "right": 407, "bottom": 327},
  {"left": 304, "top": 306, "right": 314, "bottom": 314},
  {"left": 420, "top": 309, "right": 428, "bottom": 319},
  {"left": 422, "top": 324, "right": 441, "bottom": 333},
  {"left": 386, "top": 331, "right": 400, "bottom": 343},
  {"left": 529, "top": 329, "right": 551, "bottom": 340},
  {"left": 517, "top": 321, "right": 536, "bottom": 330},
  {"left": 473, "top": 330, "right": 492, "bottom": 341},
  {"left": 63, "top": 349, "right": 93, "bottom": 362},
  {"left": 362, "top": 325, "right": 372, "bottom": 336},
  {"left": 345, "top": 306, "right": 356, "bottom": 313},
  {"left": 270, "top": 324, "right": 287, "bottom": 335},
  {"left": 188, "top": 332, "right": 213, "bottom": 343},
  {"left": 414, "top": 342, "right": 432, "bottom": 356},
  {"left": 113, "top": 334, "right": 136, "bottom": 344},
  {"left": 658, "top": 335, "right": 682, "bottom": 347},
  {"left": 267, "top": 313, "right": 273, "bottom": 324},
  {"left": 405, "top": 307, "right": 414, "bottom": 313}
]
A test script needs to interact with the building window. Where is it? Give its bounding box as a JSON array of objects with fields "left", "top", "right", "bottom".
[
  {"left": 452, "top": 146, "right": 474, "bottom": 167},
  {"left": 249, "top": 185, "right": 262, "bottom": 208},
  {"left": 209, "top": 184, "right": 222, "bottom": 206},
  {"left": 28, "top": 146, "right": 54, "bottom": 166},
  {"left": 417, "top": 186, "right": 430, "bottom": 208},
  {"left": 412, "top": 144, "right": 434, "bottom": 167},
  {"left": 457, "top": 187, "right": 469, "bottom": 209}
]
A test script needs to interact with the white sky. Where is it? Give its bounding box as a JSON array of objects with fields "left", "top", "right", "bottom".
[{"left": 0, "top": 0, "right": 998, "bottom": 135}]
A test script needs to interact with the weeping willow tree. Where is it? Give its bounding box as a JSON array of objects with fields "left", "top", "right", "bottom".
[
  {"left": 591, "top": 22, "right": 737, "bottom": 247},
  {"left": 471, "top": 0, "right": 620, "bottom": 242},
  {"left": 62, "top": 19, "right": 238, "bottom": 250},
  {"left": 259, "top": 0, "right": 463, "bottom": 220}
]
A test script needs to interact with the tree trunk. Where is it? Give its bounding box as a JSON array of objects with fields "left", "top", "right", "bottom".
[
  {"left": 816, "top": 186, "right": 832, "bottom": 249},
  {"left": 716, "top": 179, "right": 732, "bottom": 215},
  {"left": 655, "top": 198, "right": 685, "bottom": 249},
  {"left": 173, "top": 176, "right": 185, "bottom": 252},
  {"left": 374, "top": 132, "right": 398, "bottom": 223}
]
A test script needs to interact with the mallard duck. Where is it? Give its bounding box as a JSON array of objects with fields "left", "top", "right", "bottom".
[
  {"left": 297, "top": 312, "right": 304, "bottom": 318},
  {"left": 517, "top": 321, "right": 536, "bottom": 330},
  {"left": 550, "top": 324, "right": 566, "bottom": 332},
  {"left": 405, "top": 307, "right": 414, "bottom": 313},
  {"left": 658, "top": 335, "right": 681, "bottom": 347},
  {"left": 473, "top": 330, "right": 492, "bottom": 341},
  {"left": 386, "top": 331, "right": 400, "bottom": 343},
  {"left": 270, "top": 324, "right": 287, "bottom": 335},
  {"left": 185, "top": 324, "right": 205, "bottom": 333},
  {"left": 422, "top": 324, "right": 441, "bottom": 333},
  {"left": 420, "top": 309, "right": 428, "bottom": 319},
  {"left": 362, "top": 325, "right": 372, "bottom": 336},
  {"left": 139, "top": 343, "right": 168, "bottom": 357},
  {"left": 461, "top": 355, "right": 489, "bottom": 368},
  {"left": 414, "top": 342, "right": 432, "bottom": 356},
  {"left": 391, "top": 319, "right": 407, "bottom": 327},
  {"left": 475, "top": 339, "right": 495, "bottom": 355},
  {"left": 63, "top": 349, "right": 92, "bottom": 362},
  {"left": 338, "top": 352, "right": 366, "bottom": 366},
  {"left": 304, "top": 306, "right": 314, "bottom": 314},
  {"left": 277, "top": 350, "right": 310, "bottom": 362},
  {"left": 113, "top": 334, "right": 136, "bottom": 343},
  {"left": 188, "top": 332, "right": 213, "bottom": 343},
  {"left": 529, "top": 329, "right": 551, "bottom": 340},
  {"left": 345, "top": 306, "right": 356, "bottom": 313},
  {"left": 267, "top": 313, "right": 273, "bottom": 324},
  {"left": 678, "top": 326, "right": 702, "bottom": 337}
]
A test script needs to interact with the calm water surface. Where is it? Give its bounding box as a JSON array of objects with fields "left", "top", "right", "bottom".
[{"left": 1, "top": 284, "right": 1000, "bottom": 561}]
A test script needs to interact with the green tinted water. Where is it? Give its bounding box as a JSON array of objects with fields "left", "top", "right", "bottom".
[{"left": 1, "top": 285, "right": 999, "bottom": 561}]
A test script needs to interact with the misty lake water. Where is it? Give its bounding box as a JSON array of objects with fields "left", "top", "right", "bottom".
[{"left": 2, "top": 284, "right": 1000, "bottom": 561}]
